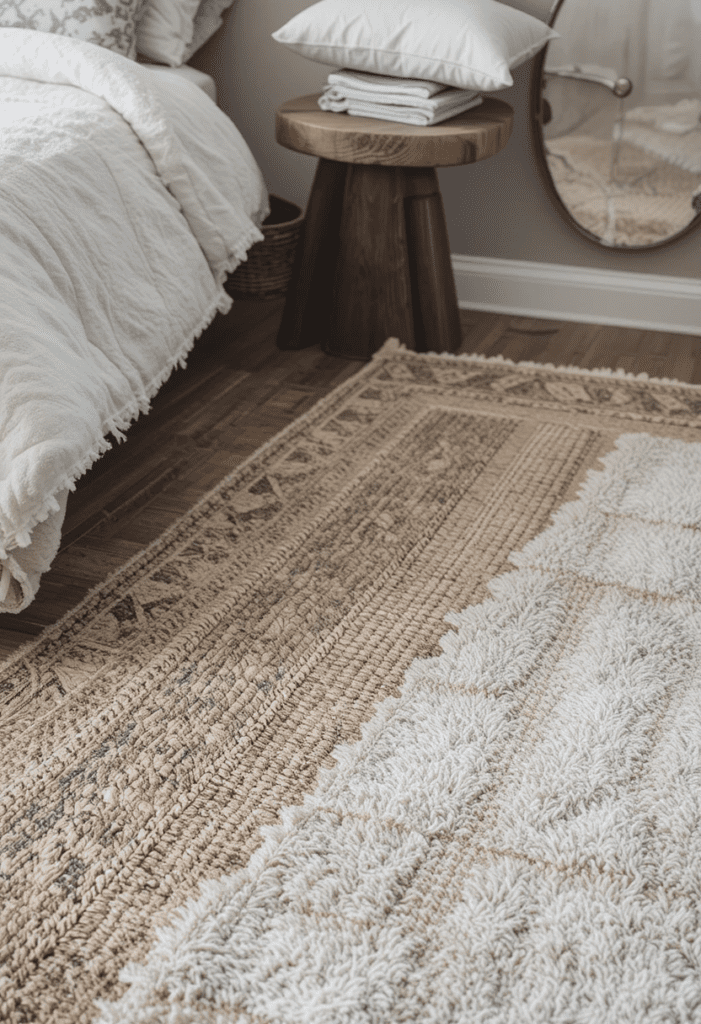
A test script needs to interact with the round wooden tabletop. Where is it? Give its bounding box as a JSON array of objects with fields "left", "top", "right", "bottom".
[{"left": 275, "top": 93, "right": 513, "bottom": 168}]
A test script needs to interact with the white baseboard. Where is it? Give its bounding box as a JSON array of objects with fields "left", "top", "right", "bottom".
[{"left": 451, "top": 255, "right": 701, "bottom": 337}]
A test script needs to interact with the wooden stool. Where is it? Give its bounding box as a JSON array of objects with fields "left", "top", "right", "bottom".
[{"left": 274, "top": 93, "right": 513, "bottom": 360}]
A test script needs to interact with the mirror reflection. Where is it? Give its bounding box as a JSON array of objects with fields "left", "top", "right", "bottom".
[{"left": 537, "top": 0, "right": 701, "bottom": 248}]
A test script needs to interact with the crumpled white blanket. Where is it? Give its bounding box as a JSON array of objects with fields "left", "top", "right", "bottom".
[{"left": 0, "top": 29, "right": 269, "bottom": 613}]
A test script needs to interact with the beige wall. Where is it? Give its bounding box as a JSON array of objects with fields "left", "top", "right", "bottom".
[{"left": 190, "top": 0, "right": 701, "bottom": 280}]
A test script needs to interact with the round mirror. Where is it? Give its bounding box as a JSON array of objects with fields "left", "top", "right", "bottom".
[{"left": 530, "top": 0, "right": 701, "bottom": 249}]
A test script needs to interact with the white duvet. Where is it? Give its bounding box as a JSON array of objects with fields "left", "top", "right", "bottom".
[{"left": 0, "top": 29, "right": 269, "bottom": 613}]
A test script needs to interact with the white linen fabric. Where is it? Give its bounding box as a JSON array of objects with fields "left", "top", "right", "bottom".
[
  {"left": 135, "top": 0, "right": 200, "bottom": 66},
  {"left": 144, "top": 59, "right": 217, "bottom": 102},
  {"left": 326, "top": 68, "right": 449, "bottom": 98},
  {"left": 135, "top": 0, "right": 233, "bottom": 66},
  {"left": 182, "top": 0, "right": 233, "bottom": 61},
  {"left": 318, "top": 67, "right": 482, "bottom": 125},
  {"left": 272, "top": 0, "right": 560, "bottom": 94},
  {"left": 0, "top": 28, "right": 269, "bottom": 613}
]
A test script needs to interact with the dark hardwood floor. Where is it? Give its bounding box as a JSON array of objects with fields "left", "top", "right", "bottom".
[{"left": 1, "top": 298, "right": 700, "bottom": 659}]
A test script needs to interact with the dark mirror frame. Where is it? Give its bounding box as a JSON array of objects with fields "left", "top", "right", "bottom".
[{"left": 528, "top": 0, "right": 701, "bottom": 251}]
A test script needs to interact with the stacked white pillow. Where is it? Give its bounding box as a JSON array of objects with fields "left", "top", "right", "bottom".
[
  {"left": 272, "top": 0, "right": 559, "bottom": 93},
  {"left": 136, "top": 0, "right": 234, "bottom": 65},
  {"left": 136, "top": 0, "right": 200, "bottom": 64}
]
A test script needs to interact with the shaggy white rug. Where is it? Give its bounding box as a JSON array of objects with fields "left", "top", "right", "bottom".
[{"left": 96, "top": 430, "right": 701, "bottom": 1023}]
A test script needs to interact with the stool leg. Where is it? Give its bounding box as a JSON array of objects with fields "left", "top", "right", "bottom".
[
  {"left": 277, "top": 157, "right": 347, "bottom": 351},
  {"left": 324, "top": 164, "right": 415, "bottom": 360},
  {"left": 404, "top": 173, "right": 462, "bottom": 354}
]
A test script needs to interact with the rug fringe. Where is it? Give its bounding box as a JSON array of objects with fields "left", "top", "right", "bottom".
[{"left": 375, "top": 336, "right": 701, "bottom": 390}]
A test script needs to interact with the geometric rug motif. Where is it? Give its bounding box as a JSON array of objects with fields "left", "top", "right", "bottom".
[
  {"left": 3, "top": 339, "right": 701, "bottom": 1022},
  {"left": 100, "top": 429, "right": 701, "bottom": 1023}
]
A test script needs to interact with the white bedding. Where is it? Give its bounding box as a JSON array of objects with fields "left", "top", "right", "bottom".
[
  {"left": 0, "top": 29, "right": 269, "bottom": 614},
  {"left": 145, "top": 62, "right": 217, "bottom": 104}
]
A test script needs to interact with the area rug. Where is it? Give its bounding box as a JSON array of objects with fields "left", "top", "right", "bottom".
[
  {"left": 3, "top": 339, "right": 701, "bottom": 1023},
  {"left": 545, "top": 134, "right": 700, "bottom": 246}
]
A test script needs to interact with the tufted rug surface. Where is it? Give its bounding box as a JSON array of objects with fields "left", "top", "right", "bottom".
[{"left": 4, "top": 339, "right": 701, "bottom": 1022}]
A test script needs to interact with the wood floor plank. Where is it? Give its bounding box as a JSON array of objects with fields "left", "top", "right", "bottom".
[
  {"left": 687, "top": 342, "right": 701, "bottom": 386},
  {"left": 1, "top": 297, "right": 699, "bottom": 658},
  {"left": 640, "top": 331, "right": 673, "bottom": 358},
  {"left": 578, "top": 325, "right": 627, "bottom": 371},
  {"left": 0, "top": 629, "right": 40, "bottom": 658},
  {"left": 633, "top": 354, "right": 669, "bottom": 379},
  {"left": 532, "top": 322, "right": 599, "bottom": 368},
  {"left": 463, "top": 313, "right": 513, "bottom": 355},
  {"left": 665, "top": 336, "right": 701, "bottom": 384},
  {"left": 63, "top": 448, "right": 196, "bottom": 546}
]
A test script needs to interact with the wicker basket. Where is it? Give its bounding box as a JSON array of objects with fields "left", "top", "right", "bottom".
[{"left": 226, "top": 194, "right": 304, "bottom": 301}]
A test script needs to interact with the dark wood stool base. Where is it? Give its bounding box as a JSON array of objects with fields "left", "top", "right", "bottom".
[{"left": 277, "top": 159, "right": 462, "bottom": 361}]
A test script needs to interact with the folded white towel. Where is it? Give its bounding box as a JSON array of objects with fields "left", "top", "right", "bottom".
[
  {"left": 326, "top": 68, "right": 449, "bottom": 99},
  {"left": 319, "top": 69, "right": 482, "bottom": 126}
]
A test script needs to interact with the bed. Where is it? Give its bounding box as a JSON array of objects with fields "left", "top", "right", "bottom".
[{"left": 0, "top": 20, "right": 270, "bottom": 614}]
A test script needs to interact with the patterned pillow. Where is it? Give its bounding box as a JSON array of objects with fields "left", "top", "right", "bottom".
[{"left": 0, "top": 0, "right": 142, "bottom": 59}]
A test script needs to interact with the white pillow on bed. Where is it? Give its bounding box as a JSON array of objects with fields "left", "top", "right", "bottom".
[
  {"left": 271, "top": 0, "right": 559, "bottom": 92},
  {"left": 135, "top": 0, "right": 200, "bottom": 64},
  {"left": 135, "top": 0, "right": 233, "bottom": 65},
  {"left": 182, "top": 0, "right": 234, "bottom": 61},
  {"left": 0, "top": 0, "right": 142, "bottom": 58}
]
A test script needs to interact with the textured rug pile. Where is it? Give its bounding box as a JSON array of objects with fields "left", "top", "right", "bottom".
[{"left": 3, "top": 339, "right": 701, "bottom": 1022}]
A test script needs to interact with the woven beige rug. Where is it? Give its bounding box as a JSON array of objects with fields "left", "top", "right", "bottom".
[{"left": 4, "top": 339, "right": 701, "bottom": 1023}]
